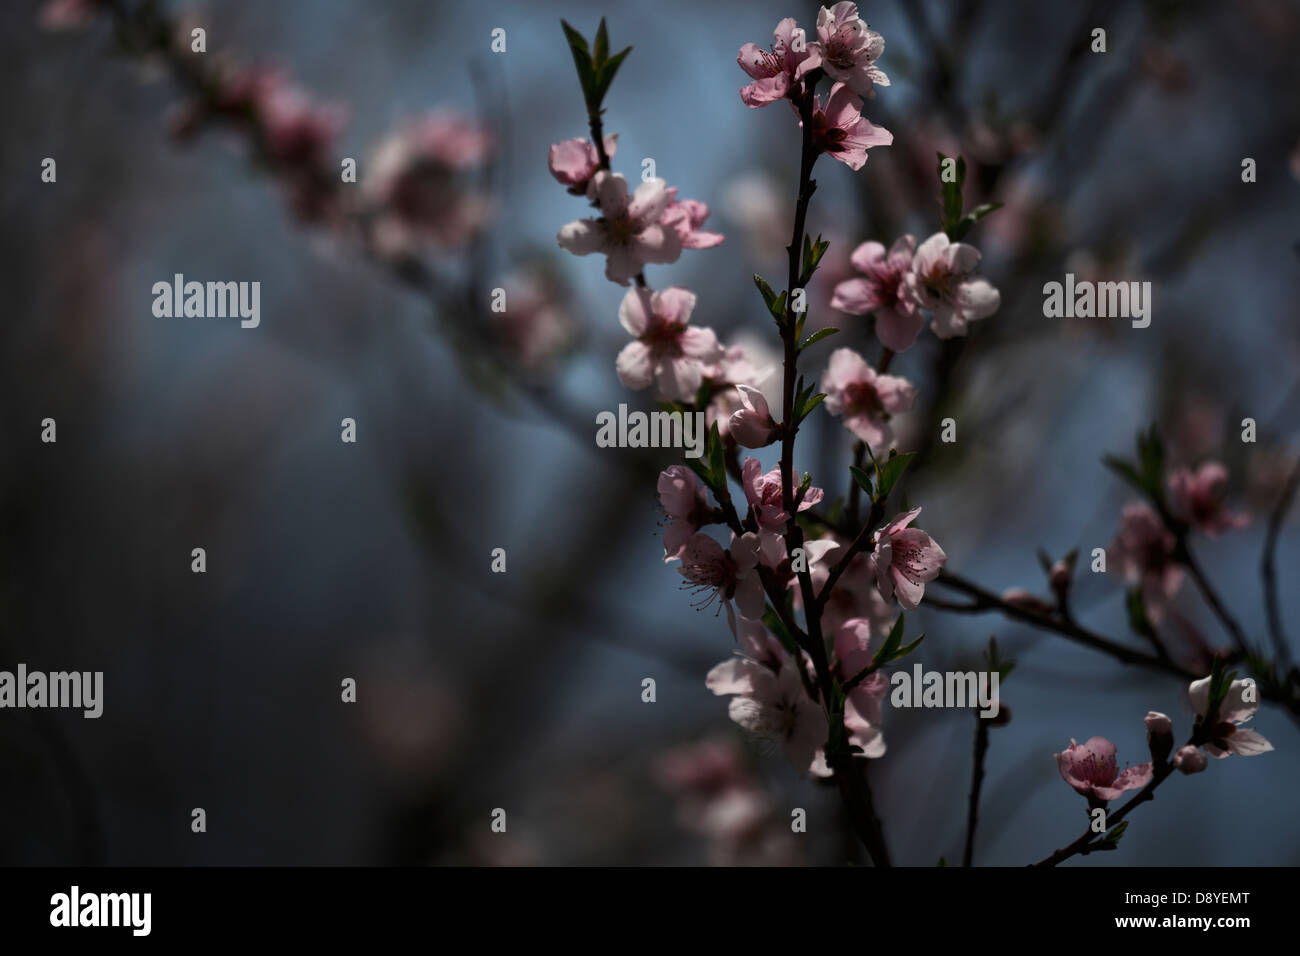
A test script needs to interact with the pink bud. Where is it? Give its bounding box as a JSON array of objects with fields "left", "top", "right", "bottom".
[
  {"left": 1174, "top": 745, "right": 1208, "bottom": 774},
  {"left": 1145, "top": 711, "right": 1173, "bottom": 764}
]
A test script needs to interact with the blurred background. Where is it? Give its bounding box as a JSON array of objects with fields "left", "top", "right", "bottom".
[{"left": 1, "top": 0, "right": 1298, "bottom": 866}]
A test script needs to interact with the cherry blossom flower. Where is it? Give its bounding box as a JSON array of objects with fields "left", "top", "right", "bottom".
[
  {"left": 803, "top": 82, "right": 893, "bottom": 171},
  {"left": 1188, "top": 676, "right": 1274, "bottom": 758},
  {"left": 820, "top": 347, "right": 915, "bottom": 450},
  {"left": 904, "top": 232, "right": 1000, "bottom": 338},
  {"left": 493, "top": 270, "right": 575, "bottom": 373},
  {"left": 1055, "top": 737, "right": 1153, "bottom": 803},
  {"left": 807, "top": 538, "right": 897, "bottom": 634},
  {"left": 737, "top": 18, "right": 819, "bottom": 108},
  {"left": 869, "top": 507, "right": 946, "bottom": 610},
  {"left": 548, "top": 136, "right": 618, "bottom": 194},
  {"left": 364, "top": 110, "right": 493, "bottom": 249},
  {"left": 729, "top": 385, "right": 780, "bottom": 448},
  {"left": 660, "top": 190, "right": 725, "bottom": 249},
  {"left": 658, "top": 465, "right": 713, "bottom": 562},
  {"left": 654, "top": 738, "right": 796, "bottom": 866},
  {"left": 1169, "top": 461, "right": 1249, "bottom": 537},
  {"left": 831, "top": 236, "right": 923, "bottom": 351},
  {"left": 1111, "top": 502, "right": 1184, "bottom": 620},
  {"left": 831, "top": 618, "right": 890, "bottom": 758},
  {"left": 558, "top": 172, "right": 682, "bottom": 285},
  {"left": 615, "top": 286, "right": 722, "bottom": 401},
  {"left": 678, "top": 532, "right": 766, "bottom": 631},
  {"left": 741, "top": 458, "right": 825, "bottom": 537},
  {"left": 706, "top": 619, "right": 828, "bottom": 774},
  {"left": 809, "top": 2, "right": 890, "bottom": 98}
]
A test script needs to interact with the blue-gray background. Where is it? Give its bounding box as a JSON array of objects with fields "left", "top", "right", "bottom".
[{"left": 1, "top": 0, "right": 1297, "bottom": 865}]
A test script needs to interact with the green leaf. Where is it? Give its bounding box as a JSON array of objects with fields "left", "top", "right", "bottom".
[
  {"left": 684, "top": 454, "right": 713, "bottom": 490},
  {"left": 1103, "top": 455, "right": 1145, "bottom": 495},
  {"left": 1125, "top": 587, "right": 1155, "bottom": 639},
  {"left": 796, "top": 392, "right": 827, "bottom": 425},
  {"left": 592, "top": 17, "right": 609, "bottom": 68},
  {"left": 951, "top": 202, "right": 1003, "bottom": 241},
  {"left": 1102, "top": 820, "right": 1129, "bottom": 844},
  {"left": 598, "top": 47, "right": 632, "bottom": 97},
  {"left": 706, "top": 421, "right": 725, "bottom": 488},
  {"left": 892, "top": 633, "right": 925, "bottom": 661},
  {"left": 874, "top": 451, "right": 915, "bottom": 501},
  {"left": 938, "top": 153, "right": 967, "bottom": 235},
  {"left": 873, "top": 614, "right": 907, "bottom": 667},
  {"left": 799, "top": 327, "right": 839, "bottom": 352},
  {"left": 560, "top": 20, "right": 598, "bottom": 106},
  {"left": 850, "top": 465, "right": 874, "bottom": 498}
]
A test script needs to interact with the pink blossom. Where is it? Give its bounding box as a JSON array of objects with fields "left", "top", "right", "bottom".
[
  {"left": 1169, "top": 461, "right": 1249, "bottom": 537},
  {"left": 255, "top": 78, "right": 347, "bottom": 169},
  {"left": 810, "top": 2, "right": 890, "bottom": 98},
  {"left": 558, "top": 172, "right": 682, "bottom": 285},
  {"left": 869, "top": 508, "right": 946, "bottom": 610},
  {"left": 831, "top": 618, "right": 890, "bottom": 758},
  {"left": 831, "top": 236, "right": 922, "bottom": 351},
  {"left": 40, "top": 0, "right": 100, "bottom": 29},
  {"left": 820, "top": 347, "right": 915, "bottom": 451},
  {"left": 737, "top": 18, "right": 819, "bottom": 108},
  {"left": 1055, "top": 737, "right": 1153, "bottom": 803},
  {"left": 804, "top": 82, "right": 893, "bottom": 171},
  {"left": 548, "top": 136, "right": 618, "bottom": 194},
  {"left": 615, "top": 286, "right": 722, "bottom": 402},
  {"left": 678, "top": 532, "right": 766, "bottom": 631},
  {"left": 729, "top": 386, "right": 780, "bottom": 449},
  {"left": 741, "top": 458, "right": 825, "bottom": 537},
  {"left": 905, "top": 233, "right": 1000, "bottom": 338},
  {"left": 1188, "top": 676, "right": 1274, "bottom": 758},
  {"left": 654, "top": 738, "right": 785, "bottom": 863},
  {"left": 493, "top": 270, "right": 575, "bottom": 372},
  {"left": 1111, "top": 502, "right": 1183, "bottom": 619},
  {"left": 365, "top": 111, "right": 493, "bottom": 250},
  {"left": 660, "top": 190, "right": 725, "bottom": 249},
  {"left": 659, "top": 465, "right": 713, "bottom": 561},
  {"left": 807, "top": 538, "right": 897, "bottom": 635},
  {"left": 706, "top": 619, "right": 828, "bottom": 774}
]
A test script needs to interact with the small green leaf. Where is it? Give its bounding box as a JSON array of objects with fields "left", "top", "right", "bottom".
[
  {"left": 850, "top": 465, "right": 875, "bottom": 498},
  {"left": 592, "top": 17, "right": 609, "bottom": 67},
  {"left": 951, "top": 202, "right": 1003, "bottom": 241},
  {"left": 1125, "top": 587, "right": 1155, "bottom": 639},
  {"left": 873, "top": 614, "right": 906, "bottom": 666},
  {"left": 707, "top": 421, "right": 725, "bottom": 488},
  {"left": 890, "top": 633, "right": 925, "bottom": 662},
  {"left": 875, "top": 452, "right": 915, "bottom": 501},
  {"left": 753, "top": 273, "right": 778, "bottom": 312},
  {"left": 598, "top": 47, "right": 631, "bottom": 95},
  {"left": 1102, "top": 820, "right": 1129, "bottom": 844},
  {"left": 799, "top": 327, "right": 839, "bottom": 352}
]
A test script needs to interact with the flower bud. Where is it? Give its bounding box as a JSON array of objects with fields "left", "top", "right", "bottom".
[
  {"left": 1049, "top": 558, "right": 1071, "bottom": 594},
  {"left": 1001, "top": 588, "right": 1054, "bottom": 616},
  {"left": 1174, "top": 745, "right": 1208, "bottom": 774},
  {"left": 1144, "top": 711, "right": 1174, "bottom": 764}
]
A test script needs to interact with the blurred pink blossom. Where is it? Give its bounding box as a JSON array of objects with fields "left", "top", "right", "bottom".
[{"left": 1169, "top": 461, "right": 1248, "bottom": 537}]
